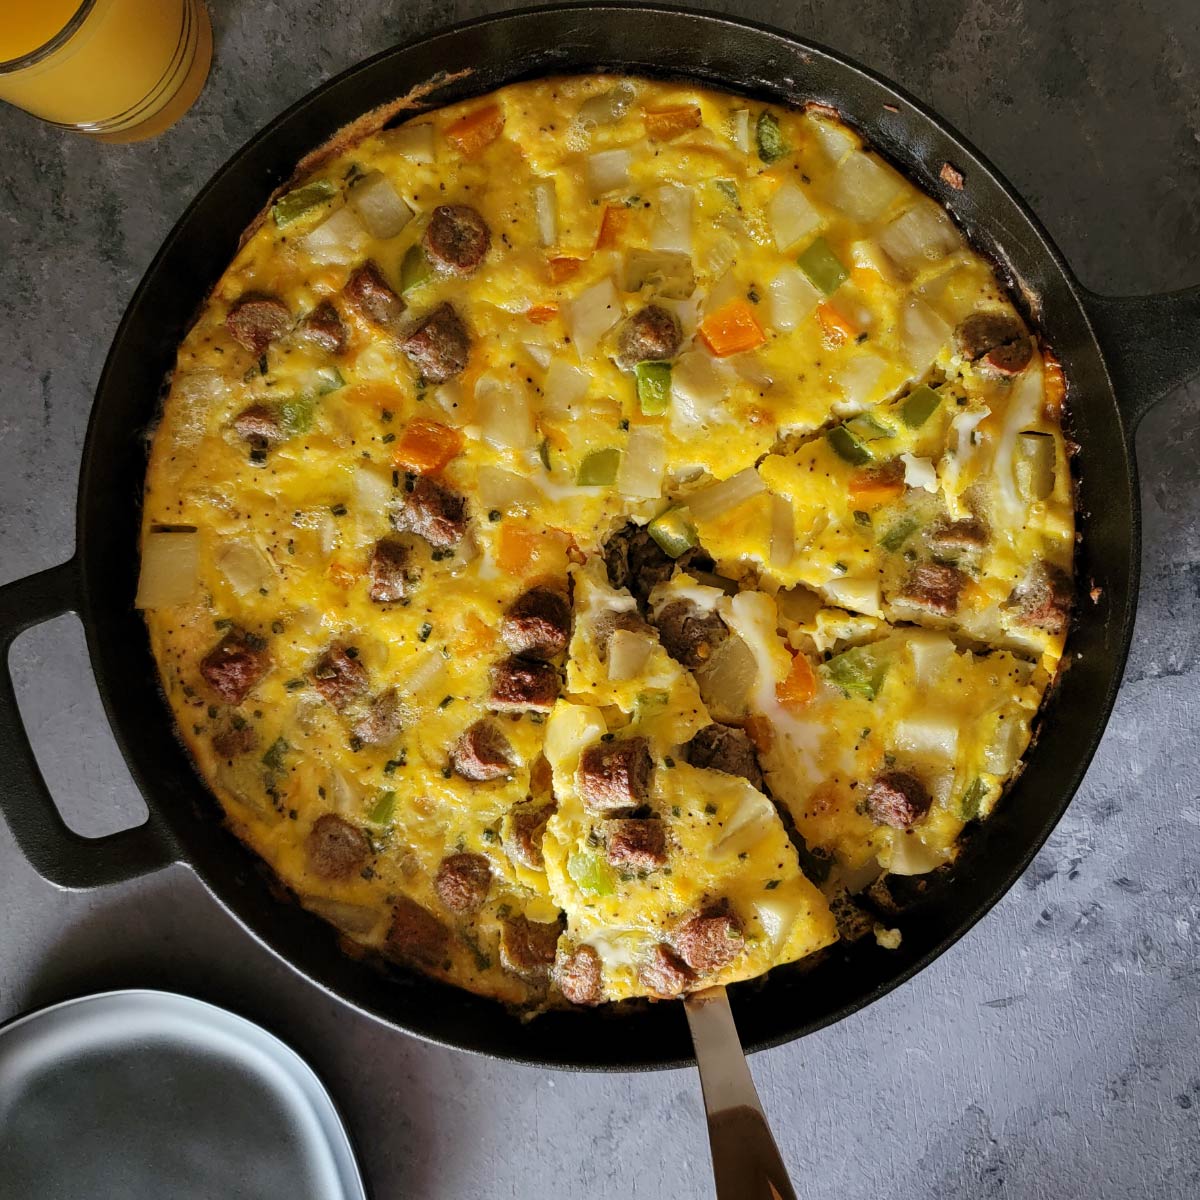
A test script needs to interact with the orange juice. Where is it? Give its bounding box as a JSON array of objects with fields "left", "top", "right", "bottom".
[{"left": 0, "top": 0, "right": 212, "bottom": 142}]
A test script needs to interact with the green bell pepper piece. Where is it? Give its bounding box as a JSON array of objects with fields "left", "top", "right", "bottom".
[
  {"left": 1014, "top": 432, "right": 1056, "bottom": 501},
  {"left": 826, "top": 425, "right": 872, "bottom": 466},
  {"left": 634, "top": 361, "right": 672, "bottom": 415},
  {"left": 272, "top": 180, "right": 336, "bottom": 228},
  {"left": 901, "top": 384, "right": 942, "bottom": 428},
  {"left": 879, "top": 516, "right": 919, "bottom": 552},
  {"left": 845, "top": 413, "right": 893, "bottom": 442},
  {"left": 568, "top": 850, "right": 616, "bottom": 896},
  {"left": 646, "top": 506, "right": 698, "bottom": 558},
  {"left": 821, "top": 645, "right": 889, "bottom": 701},
  {"left": 577, "top": 447, "right": 621, "bottom": 486},
  {"left": 755, "top": 111, "right": 789, "bottom": 163},
  {"left": 369, "top": 790, "right": 397, "bottom": 825}
]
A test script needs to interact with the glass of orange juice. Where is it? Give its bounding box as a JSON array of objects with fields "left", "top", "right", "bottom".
[{"left": 0, "top": 0, "right": 212, "bottom": 142}]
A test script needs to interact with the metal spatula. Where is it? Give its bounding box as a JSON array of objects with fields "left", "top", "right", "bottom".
[{"left": 684, "top": 986, "right": 798, "bottom": 1200}]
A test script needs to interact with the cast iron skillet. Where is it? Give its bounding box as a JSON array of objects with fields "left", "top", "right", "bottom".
[{"left": 0, "top": 5, "right": 1196, "bottom": 1070}]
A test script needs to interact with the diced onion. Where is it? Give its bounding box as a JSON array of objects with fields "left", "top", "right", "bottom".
[
  {"left": 354, "top": 340, "right": 402, "bottom": 383},
  {"left": 712, "top": 786, "right": 776, "bottom": 858},
  {"left": 533, "top": 178, "right": 557, "bottom": 247},
  {"left": 300, "top": 205, "right": 368, "bottom": 265},
  {"left": 382, "top": 122, "right": 435, "bottom": 162},
  {"left": 617, "top": 425, "right": 665, "bottom": 499},
  {"left": 543, "top": 356, "right": 591, "bottom": 412},
  {"left": 703, "top": 233, "right": 739, "bottom": 281},
  {"left": 587, "top": 148, "right": 631, "bottom": 192},
  {"left": 659, "top": 295, "right": 700, "bottom": 338},
  {"left": 901, "top": 452, "right": 938, "bottom": 492},
  {"left": 136, "top": 531, "right": 199, "bottom": 609},
  {"left": 728, "top": 108, "right": 751, "bottom": 152},
  {"left": 621, "top": 248, "right": 696, "bottom": 299},
  {"left": 348, "top": 171, "right": 413, "bottom": 239},
  {"left": 476, "top": 465, "right": 542, "bottom": 514},
  {"left": 894, "top": 711, "right": 960, "bottom": 758},
  {"left": 217, "top": 539, "right": 275, "bottom": 596},
  {"left": 686, "top": 467, "right": 766, "bottom": 523},
  {"left": 670, "top": 350, "right": 731, "bottom": 428},
  {"left": 476, "top": 372, "right": 536, "bottom": 450},
  {"left": 878, "top": 201, "right": 962, "bottom": 275},
  {"left": 887, "top": 836, "right": 949, "bottom": 877},
  {"left": 826, "top": 152, "right": 905, "bottom": 222},
  {"left": 900, "top": 296, "right": 952, "bottom": 376},
  {"left": 702, "top": 270, "right": 742, "bottom": 316},
  {"left": 302, "top": 896, "right": 379, "bottom": 935},
  {"left": 522, "top": 340, "right": 553, "bottom": 369},
  {"left": 983, "top": 711, "right": 1030, "bottom": 774},
  {"left": 567, "top": 277, "right": 621, "bottom": 358},
  {"left": 767, "top": 181, "right": 822, "bottom": 251},
  {"left": 696, "top": 634, "right": 757, "bottom": 719},
  {"left": 650, "top": 184, "right": 693, "bottom": 254},
  {"left": 354, "top": 465, "right": 392, "bottom": 513},
  {"left": 399, "top": 648, "right": 447, "bottom": 701},
  {"left": 429, "top": 379, "right": 465, "bottom": 420},
  {"left": 833, "top": 352, "right": 887, "bottom": 414},
  {"left": 907, "top": 631, "right": 955, "bottom": 687},
  {"left": 767, "top": 266, "right": 821, "bottom": 331},
  {"left": 607, "top": 629, "right": 655, "bottom": 681},
  {"left": 805, "top": 114, "right": 855, "bottom": 164},
  {"left": 822, "top": 575, "right": 882, "bottom": 616},
  {"left": 770, "top": 494, "right": 795, "bottom": 569}
]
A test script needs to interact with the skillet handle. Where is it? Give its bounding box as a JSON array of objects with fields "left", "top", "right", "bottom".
[
  {"left": 1081, "top": 285, "right": 1200, "bottom": 431},
  {"left": 0, "top": 559, "right": 179, "bottom": 889}
]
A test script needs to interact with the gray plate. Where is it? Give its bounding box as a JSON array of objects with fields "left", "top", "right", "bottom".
[{"left": 0, "top": 989, "right": 367, "bottom": 1200}]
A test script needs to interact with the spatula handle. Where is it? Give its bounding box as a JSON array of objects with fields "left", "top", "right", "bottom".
[{"left": 684, "top": 986, "right": 798, "bottom": 1200}]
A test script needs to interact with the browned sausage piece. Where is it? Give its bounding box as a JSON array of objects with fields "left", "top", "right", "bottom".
[
  {"left": 615, "top": 304, "right": 682, "bottom": 371},
  {"left": 387, "top": 895, "right": 450, "bottom": 966},
  {"left": 1008, "top": 561, "right": 1072, "bottom": 635},
  {"left": 899, "top": 562, "right": 968, "bottom": 616},
  {"left": 555, "top": 944, "right": 603, "bottom": 1006},
  {"left": 391, "top": 475, "right": 468, "bottom": 550},
  {"left": 653, "top": 599, "right": 728, "bottom": 668},
  {"left": 954, "top": 312, "right": 1032, "bottom": 377},
  {"left": 422, "top": 205, "right": 491, "bottom": 276},
  {"left": 504, "top": 802, "right": 553, "bottom": 869},
  {"left": 489, "top": 655, "right": 559, "bottom": 712},
  {"left": 399, "top": 302, "right": 471, "bottom": 384},
  {"left": 499, "top": 914, "right": 563, "bottom": 976},
  {"left": 829, "top": 889, "right": 875, "bottom": 942},
  {"left": 297, "top": 299, "right": 347, "bottom": 354},
  {"left": 639, "top": 943, "right": 693, "bottom": 998},
  {"left": 344, "top": 260, "right": 405, "bottom": 331},
  {"left": 674, "top": 905, "right": 744, "bottom": 974},
  {"left": 451, "top": 719, "right": 513, "bottom": 781},
  {"left": 928, "top": 517, "right": 988, "bottom": 552},
  {"left": 684, "top": 724, "right": 763, "bottom": 789},
  {"left": 577, "top": 736, "right": 653, "bottom": 814},
  {"left": 226, "top": 294, "right": 291, "bottom": 356},
  {"left": 864, "top": 770, "right": 932, "bottom": 828},
  {"left": 352, "top": 688, "right": 403, "bottom": 746},
  {"left": 603, "top": 520, "right": 714, "bottom": 607},
  {"left": 233, "top": 404, "right": 285, "bottom": 449},
  {"left": 368, "top": 537, "right": 419, "bottom": 603},
  {"left": 200, "top": 629, "right": 270, "bottom": 705},
  {"left": 306, "top": 813, "right": 371, "bottom": 880},
  {"left": 434, "top": 852, "right": 492, "bottom": 913},
  {"left": 211, "top": 722, "right": 257, "bottom": 759},
  {"left": 310, "top": 644, "right": 369, "bottom": 709},
  {"left": 501, "top": 586, "right": 572, "bottom": 660},
  {"left": 605, "top": 818, "right": 667, "bottom": 870}
]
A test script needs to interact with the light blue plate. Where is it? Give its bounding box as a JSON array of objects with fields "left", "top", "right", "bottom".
[{"left": 0, "top": 990, "right": 367, "bottom": 1200}]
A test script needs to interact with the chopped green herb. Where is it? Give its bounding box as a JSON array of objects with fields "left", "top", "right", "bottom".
[
  {"left": 329, "top": 502, "right": 347, "bottom": 516},
  {"left": 383, "top": 755, "right": 406, "bottom": 775},
  {"left": 369, "top": 790, "right": 396, "bottom": 825},
  {"left": 853, "top": 510, "right": 872, "bottom": 527},
  {"left": 284, "top": 678, "right": 305, "bottom": 691},
  {"left": 713, "top": 178, "right": 740, "bottom": 205},
  {"left": 418, "top": 622, "right": 433, "bottom": 642},
  {"left": 755, "top": 110, "right": 788, "bottom": 163},
  {"left": 261, "top": 737, "right": 289, "bottom": 772},
  {"left": 704, "top": 803, "right": 718, "bottom": 816},
  {"left": 960, "top": 777, "right": 987, "bottom": 821},
  {"left": 438, "top": 695, "right": 454, "bottom": 709},
  {"left": 879, "top": 516, "right": 919, "bottom": 552},
  {"left": 538, "top": 438, "right": 552, "bottom": 471},
  {"left": 765, "top": 878, "right": 781, "bottom": 890},
  {"left": 488, "top": 509, "right": 502, "bottom": 522}
]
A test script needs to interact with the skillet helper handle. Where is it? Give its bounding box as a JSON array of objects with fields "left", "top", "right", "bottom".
[
  {"left": 1082, "top": 285, "right": 1200, "bottom": 431},
  {"left": 684, "top": 986, "right": 799, "bottom": 1200},
  {"left": 0, "top": 559, "right": 178, "bottom": 889}
]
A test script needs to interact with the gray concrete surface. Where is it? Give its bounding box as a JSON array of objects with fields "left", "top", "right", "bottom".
[{"left": 2, "top": 1, "right": 1198, "bottom": 1196}]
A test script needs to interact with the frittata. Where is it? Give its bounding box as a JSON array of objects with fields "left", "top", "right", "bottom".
[{"left": 138, "top": 76, "right": 1074, "bottom": 1010}]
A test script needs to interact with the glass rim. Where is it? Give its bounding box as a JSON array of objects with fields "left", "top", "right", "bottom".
[{"left": 0, "top": 0, "right": 98, "bottom": 74}]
